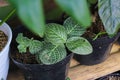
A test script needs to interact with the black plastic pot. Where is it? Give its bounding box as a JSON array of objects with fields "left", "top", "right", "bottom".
[
  {"left": 10, "top": 26, "right": 73, "bottom": 80},
  {"left": 11, "top": 53, "right": 73, "bottom": 80},
  {"left": 117, "top": 33, "right": 120, "bottom": 44},
  {"left": 97, "top": 71, "right": 120, "bottom": 80},
  {"left": 74, "top": 34, "right": 120, "bottom": 65}
]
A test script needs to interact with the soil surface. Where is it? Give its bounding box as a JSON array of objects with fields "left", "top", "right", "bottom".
[
  {"left": 0, "top": 30, "right": 8, "bottom": 52},
  {"left": 83, "top": 12, "right": 106, "bottom": 39},
  {"left": 11, "top": 27, "right": 40, "bottom": 64},
  {"left": 12, "top": 50, "right": 38, "bottom": 64}
]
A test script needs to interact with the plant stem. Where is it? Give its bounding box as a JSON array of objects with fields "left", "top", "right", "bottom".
[
  {"left": 0, "top": 9, "right": 16, "bottom": 26},
  {"left": 93, "top": 32, "right": 107, "bottom": 40}
]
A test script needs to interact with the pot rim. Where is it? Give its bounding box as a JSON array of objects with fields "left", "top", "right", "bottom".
[{"left": 11, "top": 53, "right": 73, "bottom": 67}]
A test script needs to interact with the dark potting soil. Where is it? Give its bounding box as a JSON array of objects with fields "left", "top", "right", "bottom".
[
  {"left": 11, "top": 26, "right": 40, "bottom": 64},
  {"left": 0, "top": 30, "right": 8, "bottom": 51},
  {"left": 12, "top": 50, "right": 38, "bottom": 64},
  {"left": 83, "top": 12, "right": 106, "bottom": 39}
]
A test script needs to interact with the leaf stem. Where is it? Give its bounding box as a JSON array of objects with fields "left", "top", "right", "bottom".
[
  {"left": 0, "top": 9, "right": 16, "bottom": 26},
  {"left": 93, "top": 32, "right": 107, "bottom": 40}
]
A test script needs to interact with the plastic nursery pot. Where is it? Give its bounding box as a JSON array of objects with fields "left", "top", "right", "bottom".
[
  {"left": 11, "top": 53, "right": 73, "bottom": 80},
  {"left": 0, "top": 22, "right": 12, "bottom": 80},
  {"left": 97, "top": 71, "right": 120, "bottom": 80},
  {"left": 74, "top": 34, "right": 120, "bottom": 65},
  {"left": 11, "top": 26, "right": 73, "bottom": 80}
]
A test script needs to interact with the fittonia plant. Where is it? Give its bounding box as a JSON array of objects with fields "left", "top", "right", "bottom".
[{"left": 16, "top": 17, "right": 93, "bottom": 65}]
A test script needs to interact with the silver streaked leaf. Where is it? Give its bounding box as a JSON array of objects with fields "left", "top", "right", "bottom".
[
  {"left": 66, "top": 37, "right": 93, "bottom": 55},
  {"left": 29, "top": 40, "right": 43, "bottom": 54},
  {"left": 64, "top": 17, "right": 86, "bottom": 37},
  {"left": 98, "top": 0, "right": 120, "bottom": 36},
  {"left": 45, "top": 23, "right": 67, "bottom": 45},
  {"left": 37, "top": 43, "right": 67, "bottom": 65}
]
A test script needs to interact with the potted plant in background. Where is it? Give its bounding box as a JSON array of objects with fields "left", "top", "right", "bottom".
[
  {"left": 74, "top": 0, "right": 120, "bottom": 65},
  {"left": 0, "top": 9, "right": 14, "bottom": 80},
  {"left": 8, "top": 0, "right": 93, "bottom": 80}
]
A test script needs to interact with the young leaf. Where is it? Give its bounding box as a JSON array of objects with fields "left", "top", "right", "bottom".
[
  {"left": 9, "top": 0, "right": 45, "bottom": 37},
  {"left": 66, "top": 37, "right": 93, "bottom": 55},
  {"left": 17, "top": 45, "right": 28, "bottom": 53},
  {"left": 37, "top": 43, "right": 67, "bottom": 65},
  {"left": 98, "top": 0, "right": 120, "bottom": 36},
  {"left": 45, "top": 23, "right": 67, "bottom": 45},
  {"left": 16, "top": 33, "right": 42, "bottom": 54},
  {"left": 29, "top": 40, "right": 43, "bottom": 54},
  {"left": 55, "top": 0, "right": 91, "bottom": 27},
  {"left": 63, "top": 17, "right": 86, "bottom": 37},
  {"left": 16, "top": 33, "right": 30, "bottom": 53}
]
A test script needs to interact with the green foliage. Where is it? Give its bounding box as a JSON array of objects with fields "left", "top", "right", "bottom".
[
  {"left": 16, "top": 17, "right": 93, "bottom": 65},
  {"left": 16, "top": 33, "right": 30, "bottom": 53},
  {"left": 66, "top": 37, "right": 93, "bottom": 55},
  {"left": 8, "top": 0, "right": 91, "bottom": 37},
  {"left": 0, "top": 9, "right": 16, "bottom": 26},
  {"left": 38, "top": 43, "right": 67, "bottom": 65},
  {"left": 93, "top": 32, "right": 107, "bottom": 40},
  {"left": 63, "top": 17, "right": 86, "bottom": 38},
  {"left": 16, "top": 33, "right": 67, "bottom": 65},
  {"left": 9, "top": 0, "right": 45, "bottom": 37},
  {"left": 55, "top": 0, "right": 91, "bottom": 28},
  {"left": 45, "top": 23, "right": 67, "bottom": 45},
  {"left": 16, "top": 33, "right": 43, "bottom": 54},
  {"left": 29, "top": 39, "right": 43, "bottom": 54},
  {"left": 66, "top": 77, "right": 71, "bottom": 80},
  {"left": 98, "top": 0, "right": 120, "bottom": 36},
  {"left": 88, "top": 0, "right": 97, "bottom": 4}
]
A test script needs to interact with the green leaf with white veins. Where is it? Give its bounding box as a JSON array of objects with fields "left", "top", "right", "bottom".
[
  {"left": 16, "top": 33, "right": 30, "bottom": 53},
  {"left": 17, "top": 45, "right": 27, "bottom": 53},
  {"left": 38, "top": 43, "right": 67, "bottom": 65},
  {"left": 16, "top": 33, "right": 43, "bottom": 54},
  {"left": 45, "top": 23, "right": 67, "bottom": 45},
  {"left": 66, "top": 37, "right": 93, "bottom": 55},
  {"left": 64, "top": 17, "right": 86, "bottom": 37},
  {"left": 98, "top": 0, "right": 120, "bottom": 36},
  {"left": 29, "top": 40, "right": 43, "bottom": 54},
  {"left": 55, "top": 0, "right": 91, "bottom": 27}
]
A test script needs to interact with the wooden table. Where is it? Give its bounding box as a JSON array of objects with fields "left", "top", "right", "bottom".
[{"left": 8, "top": 43, "right": 120, "bottom": 80}]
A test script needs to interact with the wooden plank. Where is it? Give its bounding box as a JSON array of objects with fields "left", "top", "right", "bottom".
[
  {"left": 7, "top": 70, "right": 24, "bottom": 80},
  {"left": 68, "top": 50, "right": 120, "bottom": 80},
  {"left": 110, "top": 43, "right": 120, "bottom": 54},
  {"left": 8, "top": 43, "right": 120, "bottom": 80}
]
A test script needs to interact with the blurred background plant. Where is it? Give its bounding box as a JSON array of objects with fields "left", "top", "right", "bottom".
[{"left": 8, "top": 0, "right": 91, "bottom": 37}]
